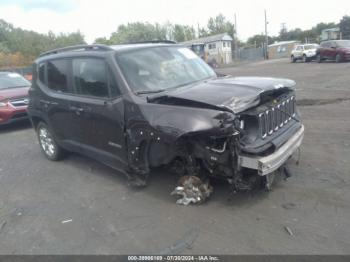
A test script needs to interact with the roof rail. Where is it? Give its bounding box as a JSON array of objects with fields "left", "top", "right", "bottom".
[
  {"left": 124, "top": 40, "right": 177, "bottom": 44},
  {"left": 39, "top": 44, "right": 114, "bottom": 57}
]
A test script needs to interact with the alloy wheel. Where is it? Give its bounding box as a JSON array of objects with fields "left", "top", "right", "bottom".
[{"left": 38, "top": 127, "right": 56, "bottom": 157}]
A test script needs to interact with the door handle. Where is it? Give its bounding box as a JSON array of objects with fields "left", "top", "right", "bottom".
[{"left": 40, "top": 100, "right": 58, "bottom": 108}]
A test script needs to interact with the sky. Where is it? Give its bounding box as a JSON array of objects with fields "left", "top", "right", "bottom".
[{"left": 0, "top": 0, "right": 348, "bottom": 43}]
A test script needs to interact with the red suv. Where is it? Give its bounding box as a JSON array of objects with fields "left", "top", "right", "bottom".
[
  {"left": 316, "top": 40, "right": 350, "bottom": 63},
  {"left": 0, "top": 72, "right": 31, "bottom": 125}
]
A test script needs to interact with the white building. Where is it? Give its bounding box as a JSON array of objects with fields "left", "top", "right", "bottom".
[{"left": 182, "top": 33, "right": 233, "bottom": 65}]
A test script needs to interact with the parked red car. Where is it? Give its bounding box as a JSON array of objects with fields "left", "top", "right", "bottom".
[
  {"left": 0, "top": 72, "right": 31, "bottom": 125},
  {"left": 316, "top": 40, "right": 350, "bottom": 63}
]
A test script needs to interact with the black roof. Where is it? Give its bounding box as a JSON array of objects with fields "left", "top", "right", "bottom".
[{"left": 38, "top": 41, "right": 178, "bottom": 60}]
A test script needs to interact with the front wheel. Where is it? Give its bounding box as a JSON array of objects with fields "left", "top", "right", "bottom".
[
  {"left": 37, "top": 122, "right": 66, "bottom": 161},
  {"left": 335, "top": 53, "right": 343, "bottom": 63},
  {"left": 291, "top": 55, "right": 296, "bottom": 63}
]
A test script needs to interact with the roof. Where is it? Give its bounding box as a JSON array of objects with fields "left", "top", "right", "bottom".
[
  {"left": 268, "top": 41, "right": 300, "bottom": 47},
  {"left": 182, "top": 33, "right": 233, "bottom": 45},
  {"left": 110, "top": 43, "right": 178, "bottom": 52},
  {"left": 36, "top": 42, "right": 178, "bottom": 61},
  {"left": 322, "top": 27, "right": 340, "bottom": 33}
]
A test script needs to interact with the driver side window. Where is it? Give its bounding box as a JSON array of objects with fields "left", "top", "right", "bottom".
[{"left": 73, "top": 58, "right": 109, "bottom": 98}]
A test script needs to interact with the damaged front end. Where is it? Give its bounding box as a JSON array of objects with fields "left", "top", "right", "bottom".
[{"left": 124, "top": 76, "right": 304, "bottom": 204}]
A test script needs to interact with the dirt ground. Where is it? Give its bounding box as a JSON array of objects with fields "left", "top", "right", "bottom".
[{"left": 0, "top": 59, "right": 349, "bottom": 254}]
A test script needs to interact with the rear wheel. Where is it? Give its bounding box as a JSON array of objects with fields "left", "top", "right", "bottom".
[
  {"left": 335, "top": 53, "right": 342, "bottom": 63},
  {"left": 316, "top": 54, "right": 322, "bottom": 63},
  {"left": 37, "top": 122, "right": 65, "bottom": 161},
  {"left": 291, "top": 55, "right": 296, "bottom": 63}
]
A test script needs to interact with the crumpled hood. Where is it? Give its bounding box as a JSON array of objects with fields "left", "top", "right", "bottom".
[{"left": 148, "top": 77, "right": 296, "bottom": 113}]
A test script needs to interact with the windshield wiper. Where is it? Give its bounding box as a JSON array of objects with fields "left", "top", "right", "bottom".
[{"left": 135, "top": 89, "right": 166, "bottom": 95}]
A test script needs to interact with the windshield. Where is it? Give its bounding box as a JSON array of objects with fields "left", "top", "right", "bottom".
[
  {"left": 304, "top": 44, "right": 318, "bottom": 50},
  {"left": 336, "top": 40, "right": 350, "bottom": 47},
  {"left": 0, "top": 72, "right": 31, "bottom": 90},
  {"left": 116, "top": 46, "right": 216, "bottom": 93}
]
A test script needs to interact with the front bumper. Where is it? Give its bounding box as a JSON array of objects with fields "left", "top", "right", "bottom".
[
  {"left": 344, "top": 54, "right": 350, "bottom": 60},
  {"left": 306, "top": 53, "right": 316, "bottom": 58},
  {"left": 238, "top": 125, "right": 304, "bottom": 175},
  {"left": 0, "top": 106, "right": 28, "bottom": 125}
]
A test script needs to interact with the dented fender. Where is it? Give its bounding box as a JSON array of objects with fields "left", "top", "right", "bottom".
[{"left": 124, "top": 100, "right": 238, "bottom": 172}]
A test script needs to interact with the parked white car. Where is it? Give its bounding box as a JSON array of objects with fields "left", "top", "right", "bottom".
[{"left": 291, "top": 44, "right": 319, "bottom": 63}]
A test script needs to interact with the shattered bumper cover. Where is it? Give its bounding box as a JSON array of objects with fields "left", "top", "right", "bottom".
[{"left": 238, "top": 125, "right": 304, "bottom": 175}]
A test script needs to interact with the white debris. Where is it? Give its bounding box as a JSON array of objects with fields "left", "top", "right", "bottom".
[
  {"left": 171, "top": 176, "right": 213, "bottom": 205},
  {"left": 61, "top": 219, "right": 73, "bottom": 224},
  {"left": 284, "top": 226, "right": 294, "bottom": 236}
]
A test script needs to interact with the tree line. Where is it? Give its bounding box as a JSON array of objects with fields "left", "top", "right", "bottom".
[
  {"left": 0, "top": 19, "right": 85, "bottom": 68},
  {"left": 246, "top": 15, "right": 350, "bottom": 48},
  {"left": 0, "top": 14, "right": 349, "bottom": 68},
  {"left": 94, "top": 14, "right": 234, "bottom": 44}
]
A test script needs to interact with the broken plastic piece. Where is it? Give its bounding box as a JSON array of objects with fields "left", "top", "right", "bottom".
[
  {"left": 284, "top": 226, "right": 294, "bottom": 236},
  {"left": 171, "top": 176, "right": 213, "bottom": 205}
]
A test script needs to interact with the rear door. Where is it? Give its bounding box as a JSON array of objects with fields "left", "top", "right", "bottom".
[
  {"left": 329, "top": 41, "right": 337, "bottom": 59},
  {"left": 41, "top": 59, "right": 79, "bottom": 144},
  {"left": 323, "top": 42, "right": 332, "bottom": 58},
  {"left": 70, "top": 57, "right": 127, "bottom": 167}
]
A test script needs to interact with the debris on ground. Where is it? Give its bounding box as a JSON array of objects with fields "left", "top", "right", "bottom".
[
  {"left": 160, "top": 227, "right": 199, "bottom": 255},
  {"left": 0, "top": 220, "right": 6, "bottom": 233},
  {"left": 282, "top": 202, "right": 297, "bottom": 210},
  {"left": 284, "top": 226, "right": 294, "bottom": 236},
  {"left": 61, "top": 219, "right": 73, "bottom": 224},
  {"left": 171, "top": 176, "right": 213, "bottom": 205}
]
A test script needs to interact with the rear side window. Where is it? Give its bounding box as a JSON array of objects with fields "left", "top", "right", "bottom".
[
  {"left": 38, "top": 63, "right": 46, "bottom": 84},
  {"left": 321, "top": 42, "right": 330, "bottom": 48},
  {"left": 72, "top": 58, "right": 109, "bottom": 98},
  {"left": 47, "top": 60, "right": 69, "bottom": 92}
]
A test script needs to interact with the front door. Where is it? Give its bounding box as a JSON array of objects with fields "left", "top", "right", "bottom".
[{"left": 71, "top": 57, "right": 127, "bottom": 167}]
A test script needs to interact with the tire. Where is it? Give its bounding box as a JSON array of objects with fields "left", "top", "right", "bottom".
[
  {"left": 335, "top": 53, "right": 342, "bottom": 63},
  {"left": 36, "top": 122, "right": 65, "bottom": 161},
  {"left": 302, "top": 54, "right": 308, "bottom": 63},
  {"left": 316, "top": 54, "right": 322, "bottom": 63},
  {"left": 291, "top": 55, "right": 296, "bottom": 63}
]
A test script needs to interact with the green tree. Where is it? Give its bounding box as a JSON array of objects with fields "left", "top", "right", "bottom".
[
  {"left": 207, "top": 14, "right": 234, "bottom": 38},
  {"left": 0, "top": 19, "right": 86, "bottom": 66},
  {"left": 246, "top": 34, "right": 274, "bottom": 47},
  {"left": 172, "top": 24, "right": 196, "bottom": 42},
  {"left": 109, "top": 22, "right": 168, "bottom": 44},
  {"left": 94, "top": 37, "right": 112, "bottom": 45},
  {"left": 339, "top": 15, "right": 350, "bottom": 39}
]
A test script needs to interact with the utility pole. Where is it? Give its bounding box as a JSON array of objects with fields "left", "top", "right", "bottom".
[
  {"left": 264, "top": 10, "right": 268, "bottom": 59},
  {"left": 234, "top": 13, "right": 238, "bottom": 60}
]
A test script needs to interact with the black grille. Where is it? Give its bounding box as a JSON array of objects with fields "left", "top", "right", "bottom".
[{"left": 258, "top": 96, "right": 296, "bottom": 139}]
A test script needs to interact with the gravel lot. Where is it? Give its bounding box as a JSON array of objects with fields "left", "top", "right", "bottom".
[{"left": 0, "top": 59, "right": 349, "bottom": 254}]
